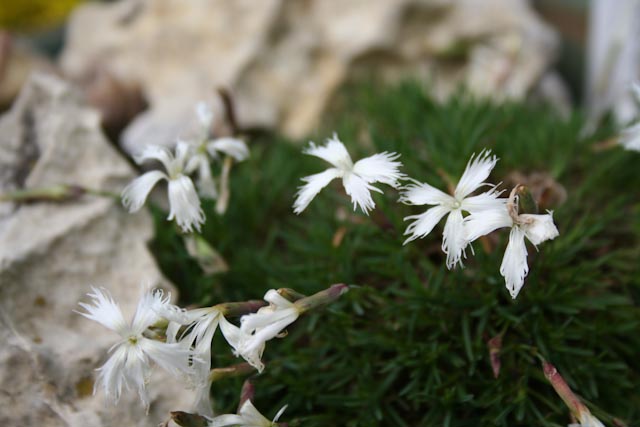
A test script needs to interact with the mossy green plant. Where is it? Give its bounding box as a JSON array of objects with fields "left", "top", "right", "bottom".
[{"left": 151, "top": 82, "right": 640, "bottom": 427}]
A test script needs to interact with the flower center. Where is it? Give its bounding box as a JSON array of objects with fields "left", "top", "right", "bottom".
[
  {"left": 451, "top": 199, "right": 461, "bottom": 209},
  {"left": 128, "top": 335, "right": 139, "bottom": 345}
]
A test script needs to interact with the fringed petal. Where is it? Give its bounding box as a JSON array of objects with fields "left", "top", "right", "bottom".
[
  {"left": 454, "top": 149, "right": 498, "bottom": 200},
  {"left": 500, "top": 226, "right": 529, "bottom": 299},
  {"left": 342, "top": 172, "right": 379, "bottom": 215},
  {"left": 293, "top": 168, "right": 341, "bottom": 214},
  {"left": 402, "top": 205, "right": 450, "bottom": 244},
  {"left": 399, "top": 181, "right": 452, "bottom": 206},
  {"left": 303, "top": 134, "right": 353, "bottom": 169},
  {"left": 353, "top": 152, "right": 405, "bottom": 187},
  {"left": 121, "top": 170, "right": 167, "bottom": 213},
  {"left": 167, "top": 175, "right": 205, "bottom": 233},
  {"left": 442, "top": 209, "right": 467, "bottom": 269}
]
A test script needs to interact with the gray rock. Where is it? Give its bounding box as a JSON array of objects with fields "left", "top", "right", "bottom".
[
  {"left": 59, "top": 0, "right": 560, "bottom": 152},
  {"left": 0, "top": 73, "right": 194, "bottom": 427}
]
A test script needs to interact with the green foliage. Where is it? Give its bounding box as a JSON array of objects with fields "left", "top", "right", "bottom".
[{"left": 151, "top": 82, "right": 640, "bottom": 426}]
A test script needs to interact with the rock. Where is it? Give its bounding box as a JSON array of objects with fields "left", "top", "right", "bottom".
[
  {"left": 0, "top": 73, "right": 194, "bottom": 426},
  {"left": 60, "top": 0, "right": 559, "bottom": 152}
]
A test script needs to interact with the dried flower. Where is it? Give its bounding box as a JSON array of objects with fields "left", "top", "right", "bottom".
[{"left": 464, "top": 186, "right": 559, "bottom": 298}]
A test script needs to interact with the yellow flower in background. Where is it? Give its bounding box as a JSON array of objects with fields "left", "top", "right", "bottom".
[{"left": 0, "top": 0, "right": 83, "bottom": 32}]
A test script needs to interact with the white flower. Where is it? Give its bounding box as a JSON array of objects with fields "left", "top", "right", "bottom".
[
  {"left": 184, "top": 102, "right": 249, "bottom": 198},
  {"left": 208, "top": 400, "right": 288, "bottom": 427},
  {"left": 293, "top": 133, "right": 404, "bottom": 215},
  {"left": 620, "top": 82, "right": 640, "bottom": 152},
  {"left": 401, "top": 149, "right": 503, "bottom": 268},
  {"left": 153, "top": 303, "right": 234, "bottom": 417},
  {"left": 568, "top": 412, "right": 606, "bottom": 427},
  {"left": 221, "top": 290, "right": 300, "bottom": 373},
  {"left": 464, "top": 196, "right": 559, "bottom": 299},
  {"left": 122, "top": 142, "right": 205, "bottom": 233},
  {"left": 77, "top": 287, "right": 193, "bottom": 409}
]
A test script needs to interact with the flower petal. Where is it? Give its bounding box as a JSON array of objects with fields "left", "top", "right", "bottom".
[
  {"left": 240, "top": 307, "right": 299, "bottom": 336},
  {"left": 273, "top": 404, "right": 288, "bottom": 423},
  {"left": 263, "top": 289, "right": 296, "bottom": 309},
  {"left": 77, "top": 287, "right": 129, "bottom": 336},
  {"left": 196, "top": 155, "right": 218, "bottom": 199},
  {"left": 134, "top": 145, "right": 173, "bottom": 171},
  {"left": 402, "top": 205, "right": 450, "bottom": 244},
  {"left": 342, "top": 172, "right": 380, "bottom": 215},
  {"left": 454, "top": 149, "right": 498, "bottom": 200},
  {"left": 192, "top": 381, "right": 214, "bottom": 418},
  {"left": 238, "top": 400, "right": 272, "bottom": 425},
  {"left": 460, "top": 190, "right": 505, "bottom": 213},
  {"left": 293, "top": 168, "right": 341, "bottom": 214},
  {"left": 139, "top": 338, "right": 193, "bottom": 378},
  {"left": 196, "top": 101, "right": 214, "bottom": 128},
  {"left": 94, "top": 344, "right": 130, "bottom": 402},
  {"left": 399, "top": 181, "right": 452, "bottom": 206},
  {"left": 167, "top": 175, "right": 205, "bottom": 233},
  {"left": 620, "top": 122, "right": 640, "bottom": 152},
  {"left": 442, "top": 209, "right": 467, "bottom": 269},
  {"left": 578, "top": 412, "right": 606, "bottom": 427},
  {"left": 500, "top": 226, "right": 529, "bottom": 299},
  {"left": 303, "top": 134, "right": 353, "bottom": 170},
  {"left": 174, "top": 141, "right": 193, "bottom": 170},
  {"left": 219, "top": 316, "right": 242, "bottom": 354},
  {"left": 121, "top": 170, "right": 168, "bottom": 213},
  {"left": 463, "top": 204, "right": 512, "bottom": 244},
  {"left": 131, "top": 288, "right": 166, "bottom": 334},
  {"left": 353, "top": 152, "right": 405, "bottom": 187},
  {"left": 208, "top": 414, "right": 246, "bottom": 427},
  {"left": 208, "top": 137, "right": 249, "bottom": 161},
  {"left": 520, "top": 212, "right": 559, "bottom": 246}
]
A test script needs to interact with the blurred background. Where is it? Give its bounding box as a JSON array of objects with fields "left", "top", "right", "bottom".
[{"left": 1, "top": 0, "right": 638, "bottom": 150}]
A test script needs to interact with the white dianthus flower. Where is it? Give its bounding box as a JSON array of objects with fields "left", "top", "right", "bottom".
[
  {"left": 401, "top": 149, "right": 503, "bottom": 268},
  {"left": 293, "top": 133, "right": 404, "bottom": 215},
  {"left": 221, "top": 290, "right": 300, "bottom": 373},
  {"left": 76, "top": 287, "right": 192, "bottom": 410},
  {"left": 464, "top": 190, "right": 559, "bottom": 299},
  {"left": 208, "top": 400, "right": 288, "bottom": 427},
  {"left": 184, "top": 102, "right": 249, "bottom": 198},
  {"left": 121, "top": 142, "right": 205, "bottom": 233}
]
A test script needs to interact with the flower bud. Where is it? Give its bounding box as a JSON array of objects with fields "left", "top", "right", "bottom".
[
  {"left": 171, "top": 411, "right": 208, "bottom": 427},
  {"left": 294, "top": 284, "right": 349, "bottom": 314},
  {"left": 542, "top": 361, "right": 588, "bottom": 419},
  {"left": 277, "top": 288, "right": 307, "bottom": 302},
  {"left": 216, "top": 300, "right": 267, "bottom": 317},
  {"left": 208, "top": 363, "right": 255, "bottom": 383}
]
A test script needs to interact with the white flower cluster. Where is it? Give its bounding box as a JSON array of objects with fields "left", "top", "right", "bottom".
[
  {"left": 122, "top": 102, "right": 248, "bottom": 233},
  {"left": 400, "top": 152, "right": 559, "bottom": 299},
  {"left": 294, "top": 137, "right": 559, "bottom": 299},
  {"left": 78, "top": 284, "right": 347, "bottom": 422}
]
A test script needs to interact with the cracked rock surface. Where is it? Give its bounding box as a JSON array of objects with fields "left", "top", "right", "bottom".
[{"left": 0, "top": 73, "right": 193, "bottom": 427}]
